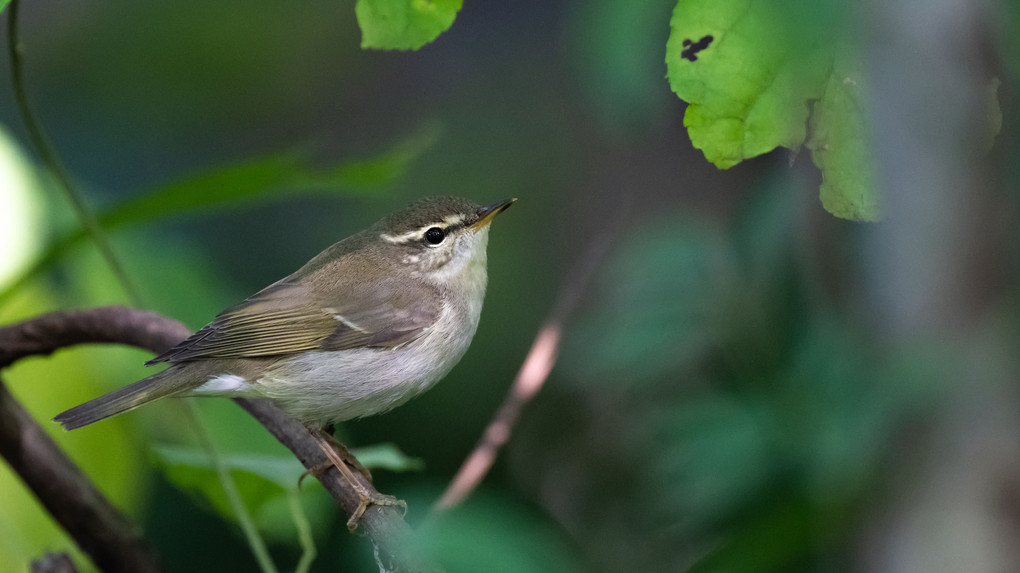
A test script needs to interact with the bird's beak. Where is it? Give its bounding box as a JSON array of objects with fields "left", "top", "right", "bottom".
[{"left": 470, "top": 198, "right": 517, "bottom": 230}]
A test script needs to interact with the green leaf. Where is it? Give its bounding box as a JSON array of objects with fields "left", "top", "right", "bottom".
[
  {"left": 356, "top": 0, "right": 463, "bottom": 51},
  {"left": 0, "top": 124, "right": 441, "bottom": 308},
  {"left": 565, "top": 217, "right": 738, "bottom": 383},
  {"left": 152, "top": 445, "right": 332, "bottom": 549},
  {"left": 805, "top": 55, "right": 880, "bottom": 221},
  {"left": 665, "top": 0, "right": 884, "bottom": 221},
  {"left": 666, "top": 0, "right": 833, "bottom": 169},
  {"left": 155, "top": 445, "right": 304, "bottom": 492},
  {"left": 350, "top": 443, "right": 425, "bottom": 472}
]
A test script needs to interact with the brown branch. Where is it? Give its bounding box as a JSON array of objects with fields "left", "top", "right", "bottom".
[
  {"left": 435, "top": 217, "right": 619, "bottom": 510},
  {"left": 0, "top": 306, "right": 439, "bottom": 573},
  {"left": 0, "top": 378, "right": 161, "bottom": 573}
]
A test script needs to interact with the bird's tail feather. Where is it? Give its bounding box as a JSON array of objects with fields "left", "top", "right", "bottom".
[{"left": 54, "top": 369, "right": 191, "bottom": 430}]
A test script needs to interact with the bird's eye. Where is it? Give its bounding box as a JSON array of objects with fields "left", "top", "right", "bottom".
[{"left": 424, "top": 227, "right": 445, "bottom": 245}]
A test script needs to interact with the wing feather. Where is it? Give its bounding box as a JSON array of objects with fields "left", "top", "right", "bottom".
[{"left": 147, "top": 277, "right": 441, "bottom": 365}]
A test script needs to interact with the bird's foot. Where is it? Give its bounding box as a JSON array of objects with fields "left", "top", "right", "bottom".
[
  {"left": 310, "top": 429, "right": 406, "bottom": 530},
  {"left": 345, "top": 487, "right": 407, "bottom": 531}
]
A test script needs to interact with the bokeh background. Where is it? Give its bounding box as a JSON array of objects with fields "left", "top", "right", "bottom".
[{"left": 1, "top": 0, "right": 1019, "bottom": 571}]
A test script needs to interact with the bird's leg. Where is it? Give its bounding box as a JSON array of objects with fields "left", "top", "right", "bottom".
[
  {"left": 318, "top": 430, "right": 373, "bottom": 481},
  {"left": 309, "top": 429, "right": 406, "bottom": 531},
  {"left": 299, "top": 430, "right": 372, "bottom": 486}
]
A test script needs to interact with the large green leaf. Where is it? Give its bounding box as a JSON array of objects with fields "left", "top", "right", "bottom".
[
  {"left": 356, "top": 0, "right": 463, "bottom": 51},
  {"left": 665, "top": 0, "right": 885, "bottom": 221},
  {"left": 0, "top": 124, "right": 440, "bottom": 308}
]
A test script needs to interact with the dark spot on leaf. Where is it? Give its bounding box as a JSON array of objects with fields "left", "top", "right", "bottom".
[{"left": 681, "top": 35, "right": 714, "bottom": 62}]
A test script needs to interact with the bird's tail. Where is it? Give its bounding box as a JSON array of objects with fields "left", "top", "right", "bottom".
[{"left": 54, "top": 368, "right": 191, "bottom": 430}]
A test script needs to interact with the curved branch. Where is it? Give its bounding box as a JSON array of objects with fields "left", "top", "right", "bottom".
[{"left": 0, "top": 306, "right": 439, "bottom": 573}]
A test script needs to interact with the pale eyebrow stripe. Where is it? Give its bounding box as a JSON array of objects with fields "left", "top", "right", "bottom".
[
  {"left": 379, "top": 229, "right": 425, "bottom": 244},
  {"left": 443, "top": 214, "right": 466, "bottom": 226},
  {"left": 379, "top": 216, "right": 468, "bottom": 245}
]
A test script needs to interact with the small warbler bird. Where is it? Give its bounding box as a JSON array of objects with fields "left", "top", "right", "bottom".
[{"left": 55, "top": 196, "right": 514, "bottom": 524}]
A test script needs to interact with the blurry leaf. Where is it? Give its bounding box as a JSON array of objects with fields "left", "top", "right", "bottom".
[
  {"left": 153, "top": 445, "right": 334, "bottom": 550},
  {"left": 0, "top": 125, "right": 45, "bottom": 289},
  {"left": 655, "top": 397, "right": 775, "bottom": 525},
  {"left": 0, "top": 1, "right": 9, "bottom": 15},
  {"left": 689, "top": 493, "right": 825, "bottom": 573},
  {"left": 565, "top": 218, "right": 737, "bottom": 383},
  {"left": 805, "top": 54, "right": 880, "bottom": 221},
  {"left": 0, "top": 124, "right": 441, "bottom": 309},
  {"left": 415, "top": 494, "right": 582, "bottom": 572},
  {"left": 779, "top": 322, "right": 938, "bottom": 496},
  {"left": 665, "top": 0, "right": 880, "bottom": 220},
  {"left": 350, "top": 443, "right": 425, "bottom": 472},
  {"left": 155, "top": 445, "right": 305, "bottom": 490},
  {"left": 570, "top": 0, "right": 675, "bottom": 133},
  {"left": 356, "top": 0, "right": 463, "bottom": 51}
]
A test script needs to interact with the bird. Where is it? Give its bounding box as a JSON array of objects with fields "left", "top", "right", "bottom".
[{"left": 55, "top": 195, "right": 515, "bottom": 525}]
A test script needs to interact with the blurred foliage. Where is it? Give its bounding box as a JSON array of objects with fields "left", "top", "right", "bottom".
[
  {"left": 540, "top": 178, "right": 944, "bottom": 570},
  {"left": 413, "top": 493, "right": 583, "bottom": 572},
  {"left": 356, "top": 0, "right": 463, "bottom": 51}
]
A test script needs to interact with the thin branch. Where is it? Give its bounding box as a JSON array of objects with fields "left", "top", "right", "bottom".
[
  {"left": 0, "top": 306, "right": 441, "bottom": 573},
  {"left": 5, "top": 0, "right": 142, "bottom": 306},
  {"left": 435, "top": 217, "right": 619, "bottom": 511}
]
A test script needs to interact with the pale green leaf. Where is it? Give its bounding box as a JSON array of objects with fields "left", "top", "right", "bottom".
[
  {"left": 665, "top": 0, "right": 833, "bottom": 169},
  {"left": 805, "top": 56, "right": 880, "bottom": 221},
  {"left": 356, "top": 0, "right": 463, "bottom": 51},
  {"left": 665, "top": 0, "right": 885, "bottom": 220},
  {"left": 350, "top": 443, "right": 425, "bottom": 472}
]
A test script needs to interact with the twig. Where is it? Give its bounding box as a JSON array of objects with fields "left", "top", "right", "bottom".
[
  {"left": 435, "top": 219, "right": 618, "bottom": 510},
  {"left": 0, "top": 306, "right": 441, "bottom": 573},
  {"left": 6, "top": 0, "right": 142, "bottom": 306}
]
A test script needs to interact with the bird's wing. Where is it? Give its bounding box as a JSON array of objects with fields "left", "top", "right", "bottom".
[{"left": 146, "top": 278, "right": 441, "bottom": 365}]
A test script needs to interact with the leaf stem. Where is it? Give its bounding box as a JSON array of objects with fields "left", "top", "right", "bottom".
[
  {"left": 184, "top": 401, "right": 279, "bottom": 573},
  {"left": 6, "top": 0, "right": 142, "bottom": 306},
  {"left": 286, "top": 490, "right": 317, "bottom": 573}
]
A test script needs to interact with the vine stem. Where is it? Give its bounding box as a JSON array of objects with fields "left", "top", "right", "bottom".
[
  {"left": 5, "top": 0, "right": 143, "bottom": 306},
  {"left": 184, "top": 401, "right": 279, "bottom": 573}
]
